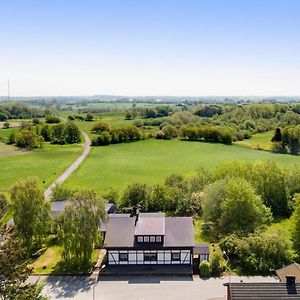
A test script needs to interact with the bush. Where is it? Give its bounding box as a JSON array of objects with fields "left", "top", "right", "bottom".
[
  {"left": 199, "top": 260, "right": 210, "bottom": 277},
  {"left": 51, "top": 184, "right": 76, "bottom": 202},
  {"left": 85, "top": 113, "right": 94, "bottom": 121},
  {"left": 32, "top": 118, "right": 40, "bottom": 125},
  {"left": 46, "top": 115, "right": 61, "bottom": 124},
  {"left": 91, "top": 121, "right": 110, "bottom": 133},
  {"left": 92, "top": 131, "right": 110, "bottom": 146},
  {"left": 15, "top": 129, "right": 38, "bottom": 149},
  {"left": 3, "top": 121, "right": 10, "bottom": 129},
  {"left": 7, "top": 132, "right": 16, "bottom": 144},
  {"left": 162, "top": 124, "right": 178, "bottom": 140},
  {"left": 210, "top": 250, "right": 227, "bottom": 276},
  {"left": 220, "top": 232, "right": 293, "bottom": 274}
]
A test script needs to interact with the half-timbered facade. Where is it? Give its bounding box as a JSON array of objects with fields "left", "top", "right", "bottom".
[{"left": 102, "top": 212, "right": 195, "bottom": 266}]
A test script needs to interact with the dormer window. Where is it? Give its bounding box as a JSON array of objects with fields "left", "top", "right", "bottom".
[
  {"left": 137, "top": 236, "right": 143, "bottom": 243},
  {"left": 144, "top": 236, "right": 149, "bottom": 242},
  {"left": 150, "top": 236, "right": 155, "bottom": 242}
]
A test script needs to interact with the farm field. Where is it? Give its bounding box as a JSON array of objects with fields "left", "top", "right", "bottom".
[
  {"left": 0, "top": 143, "right": 82, "bottom": 192},
  {"left": 236, "top": 131, "right": 273, "bottom": 151},
  {"left": 66, "top": 139, "right": 300, "bottom": 194}
]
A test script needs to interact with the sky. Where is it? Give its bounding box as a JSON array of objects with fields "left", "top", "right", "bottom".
[{"left": 0, "top": 0, "right": 300, "bottom": 97}]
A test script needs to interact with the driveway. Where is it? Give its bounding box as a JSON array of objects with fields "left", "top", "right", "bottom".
[
  {"left": 30, "top": 275, "right": 278, "bottom": 300},
  {"left": 44, "top": 130, "right": 91, "bottom": 199}
]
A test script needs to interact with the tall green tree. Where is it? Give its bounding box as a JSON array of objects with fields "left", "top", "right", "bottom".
[
  {"left": 121, "top": 183, "right": 150, "bottom": 211},
  {"left": 220, "top": 178, "right": 272, "bottom": 234},
  {"left": 64, "top": 122, "right": 81, "bottom": 144},
  {"left": 10, "top": 177, "right": 50, "bottom": 252},
  {"left": 0, "top": 229, "right": 47, "bottom": 300},
  {"left": 58, "top": 190, "right": 106, "bottom": 265}
]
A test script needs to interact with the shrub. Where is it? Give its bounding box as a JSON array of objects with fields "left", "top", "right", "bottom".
[
  {"left": 92, "top": 131, "right": 110, "bottom": 146},
  {"left": 32, "top": 118, "right": 40, "bottom": 125},
  {"left": 91, "top": 121, "right": 110, "bottom": 133},
  {"left": 210, "top": 250, "right": 227, "bottom": 276},
  {"left": 199, "top": 260, "right": 210, "bottom": 277},
  {"left": 220, "top": 232, "right": 293, "bottom": 274},
  {"left": 3, "top": 121, "right": 10, "bottom": 129},
  {"left": 15, "top": 129, "right": 38, "bottom": 149},
  {"left": 7, "top": 132, "right": 16, "bottom": 144},
  {"left": 46, "top": 115, "right": 61, "bottom": 124},
  {"left": 51, "top": 184, "right": 76, "bottom": 202},
  {"left": 85, "top": 113, "right": 94, "bottom": 121},
  {"left": 162, "top": 124, "right": 178, "bottom": 140}
]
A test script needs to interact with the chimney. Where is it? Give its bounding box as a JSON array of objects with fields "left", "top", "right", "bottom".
[{"left": 286, "top": 275, "right": 296, "bottom": 286}]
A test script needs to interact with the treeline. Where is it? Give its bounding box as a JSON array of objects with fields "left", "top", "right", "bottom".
[
  {"left": 129, "top": 103, "right": 300, "bottom": 143},
  {"left": 0, "top": 103, "right": 45, "bottom": 121},
  {"left": 8, "top": 122, "right": 81, "bottom": 149},
  {"left": 91, "top": 121, "right": 142, "bottom": 146},
  {"left": 180, "top": 125, "right": 233, "bottom": 144}
]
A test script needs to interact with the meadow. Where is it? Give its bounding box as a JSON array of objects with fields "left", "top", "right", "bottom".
[
  {"left": 0, "top": 142, "right": 82, "bottom": 192},
  {"left": 236, "top": 131, "right": 274, "bottom": 151},
  {"left": 66, "top": 138, "right": 300, "bottom": 194}
]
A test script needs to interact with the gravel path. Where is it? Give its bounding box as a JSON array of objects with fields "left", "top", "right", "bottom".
[{"left": 44, "top": 130, "right": 91, "bottom": 199}]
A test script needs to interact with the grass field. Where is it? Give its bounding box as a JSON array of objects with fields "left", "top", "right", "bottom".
[
  {"left": 236, "top": 131, "right": 273, "bottom": 151},
  {"left": 29, "top": 245, "right": 99, "bottom": 274},
  {"left": 66, "top": 139, "right": 300, "bottom": 194},
  {"left": 0, "top": 143, "right": 82, "bottom": 192}
]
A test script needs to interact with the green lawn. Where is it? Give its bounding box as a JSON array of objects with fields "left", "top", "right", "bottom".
[
  {"left": 29, "top": 245, "right": 99, "bottom": 274},
  {"left": 236, "top": 131, "right": 274, "bottom": 151},
  {"left": 66, "top": 139, "right": 300, "bottom": 194},
  {"left": 0, "top": 143, "right": 82, "bottom": 192}
]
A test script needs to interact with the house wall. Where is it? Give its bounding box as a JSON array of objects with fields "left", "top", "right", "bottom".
[{"left": 108, "top": 249, "right": 191, "bottom": 265}]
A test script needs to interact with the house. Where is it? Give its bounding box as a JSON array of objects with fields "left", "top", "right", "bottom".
[
  {"left": 224, "top": 278, "right": 300, "bottom": 300},
  {"left": 101, "top": 212, "right": 208, "bottom": 272},
  {"left": 277, "top": 263, "right": 300, "bottom": 283},
  {"left": 50, "top": 200, "right": 116, "bottom": 218}
]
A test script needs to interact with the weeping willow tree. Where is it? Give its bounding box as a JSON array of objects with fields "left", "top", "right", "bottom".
[{"left": 58, "top": 189, "right": 107, "bottom": 266}]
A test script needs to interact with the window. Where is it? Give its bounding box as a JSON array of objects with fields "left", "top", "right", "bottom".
[
  {"left": 150, "top": 236, "right": 155, "bottom": 242},
  {"left": 144, "top": 252, "right": 157, "bottom": 261},
  {"left": 137, "top": 236, "right": 143, "bottom": 243},
  {"left": 156, "top": 236, "right": 162, "bottom": 242},
  {"left": 144, "top": 236, "right": 149, "bottom": 242},
  {"left": 119, "top": 252, "right": 128, "bottom": 262},
  {"left": 171, "top": 252, "right": 180, "bottom": 261}
]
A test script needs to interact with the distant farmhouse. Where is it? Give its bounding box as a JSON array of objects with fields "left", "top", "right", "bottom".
[{"left": 100, "top": 212, "right": 209, "bottom": 274}]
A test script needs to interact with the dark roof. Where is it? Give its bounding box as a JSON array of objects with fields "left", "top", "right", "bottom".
[
  {"left": 193, "top": 243, "right": 210, "bottom": 255},
  {"left": 135, "top": 213, "right": 165, "bottom": 236},
  {"left": 103, "top": 213, "right": 194, "bottom": 248},
  {"left": 225, "top": 282, "right": 300, "bottom": 300},
  {"left": 103, "top": 216, "right": 135, "bottom": 247},
  {"left": 164, "top": 217, "right": 194, "bottom": 247},
  {"left": 277, "top": 263, "right": 300, "bottom": 283}
]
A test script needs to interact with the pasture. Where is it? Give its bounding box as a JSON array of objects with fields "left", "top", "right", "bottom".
[
  {"left": 0, "top": 143, "right": 82, "bottom": 192},
  {"left": 236, "top": 131, "right": 274, "bottom": 151},
  {"left": 66, "top": 139, "right": 300, "bottom": 194}
]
